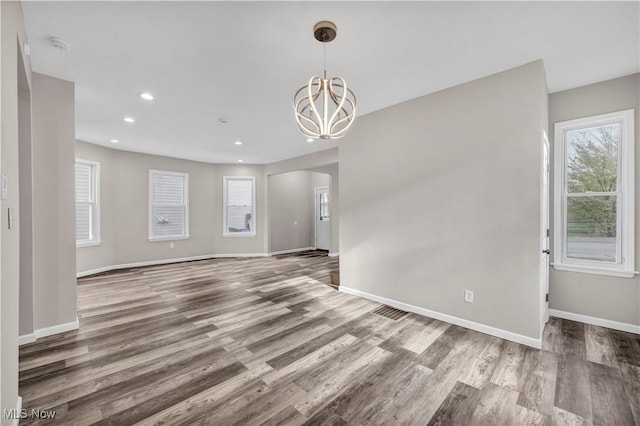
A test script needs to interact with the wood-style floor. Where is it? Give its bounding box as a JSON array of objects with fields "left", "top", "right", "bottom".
[{"left": 18, "top": 251, "right": 640, "bottom": 425}]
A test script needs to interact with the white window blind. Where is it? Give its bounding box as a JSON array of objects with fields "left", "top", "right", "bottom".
[
  {"left": 149, "top": 170, "right": 189, "bottom": 240},
  {"left": 224, "top": 176, "right": 255, "bottom": 236},
  {"left": 75, "top": 160, "right": 100, "bottom": 246}
]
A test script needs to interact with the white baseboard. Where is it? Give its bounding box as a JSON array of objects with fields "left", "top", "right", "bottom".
[
  {"left": 77, "top": 253, "right": 271, "bottom": 278},
  {"left": 18, "top": 333, "right": 36, "bottom": 346},
  {"left": 7, "top": 396, "right": 22, "bottom": 426},
  {"left": 212, "top": 253, "right": 270, "bottom": 259},
  {"left": 270, "top": 247, "right": 315, "bottom": 256},
  {"left": 36, "top": 318, "right": 79, "bottom": 339},
  {"left": 20, "top": 318, "right": 80, "bottom": 346},
  {"left": 328, "top": 252, "right": 339, "bottom": 257},
  {"left": 549, "top": 309, "right": 640, "bottom": 334},
  {"left": 77, "top": 265, "right": 114, "bottom": 277},
  {"left": 340, "top": 286, "right": 542, "bottom": 349}
]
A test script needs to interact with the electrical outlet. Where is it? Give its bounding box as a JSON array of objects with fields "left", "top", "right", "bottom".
[
  {"left": 464, "top": 290, "right": 474, "bottom": 303},
  {"left": 169, "top": 242, "right": 175, "bottom": 249}
]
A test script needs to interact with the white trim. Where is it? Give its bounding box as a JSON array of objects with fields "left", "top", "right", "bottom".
[
  {"left": 76, "top": 253, "right": 271, "bottom": 277},
  {"left": 35, "top": 318, "right": 79, "bottom": 339},
  {"left": 553, "top": 109, "right": 635, "bottom": 277},
  {"left": 76, "top": 240, "right": 102, "bottom": 248},
  {"left": 18, "top": 319, "right": 79, "bottom": 347},
  {"left": 552, "top": 263, "right": 638, "bottom": 278},
  {"left": 76, "top": 265, "right": 114, "bottom": 277},
  {"left": 223, "top": 176, "right": 257, "bottom": 237},
  {"left": 149, "top": 169, "right": 190, "bottom": 240},
  {"left": 7, "top": 396, "right": 22, "bottom": 426},
  {"left": 339, "top": 286, "right": 542, "bottom": 349},
  {"left": 148, "top": 235, "right": 190, "bottom": 242},
  {"left": 549, "top": 309, "right": 640, "bottom": 334},
  {"left": 212, "top": 253, "right": 269, "bottom": 258},
  {"left": 328, "top": 252, "right": 339, "bottom": 257},
  {"left": 540, "top": 130, "right": 551, "bottom": 329},
  {"left": 18, "top": 333, "right": 36, "bottom": 346},
  {"left": 270, "top": 247, "right": 315, "bottom": 256}
]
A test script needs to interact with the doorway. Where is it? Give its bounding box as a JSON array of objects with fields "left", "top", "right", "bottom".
[{"left": 315, "top": 186, "right": 330, "bottom": 250}]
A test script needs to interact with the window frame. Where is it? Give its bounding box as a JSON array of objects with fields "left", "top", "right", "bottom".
[
  {"left": 223, "top": 176, "right": 256, "bottom": 237},
  {"left": 148, "top": 169, "right": 190, "bottom": 241},
  {"left": 75, "top": 159, "right": 101, "bottom": 247},
  {"left": 553, "top": 108, "right": 635, "bottom": 278}
]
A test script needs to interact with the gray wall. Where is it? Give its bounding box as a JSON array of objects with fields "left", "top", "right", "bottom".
[
  {"left": 268, "top": 171, "right": 331, "bottom": 253},
  {"left": 31, "top": 73, "right": 77, "bottom": 331},
  {"left": 269, "top": 171, "right": 313, "bottom": 253},
  {"left": 266, "top": 149, "right": 340, "bottom": 255},
  {"left": 75, "top": 142, "right": 115, "bottom": 273},
  {"left": 549, "top": 73, "right": 640, "bottom": 326},
  {"left": 1, "top": 0, "right": 32, "bottom": 416},
  {"left": 266, "top": 148, "right": 338, "bottom": 176},
  {"left": 76, "top": 142, "right": 342, "bottom": 272},
  {"left": 76, "top": 141, "right": 268, "bottom": 273},
  {"left": 340, "top": 61, "right": 548, "bottom": 340}
]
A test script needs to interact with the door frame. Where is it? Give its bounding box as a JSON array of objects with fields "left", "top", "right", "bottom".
[
  {"left": 314, "top": 186, "right": 330, "bottom": 250},
  {"left": 540, "top": 130, "right": 551, "bottom": 330}
]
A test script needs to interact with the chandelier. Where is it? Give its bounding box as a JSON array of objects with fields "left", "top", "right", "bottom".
[{"left": 293, "top": 21, "right": 357, "bottom": 140}]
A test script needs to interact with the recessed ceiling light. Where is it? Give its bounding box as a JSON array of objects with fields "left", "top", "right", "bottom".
[
  {"left": 139, "top": 92, "right": 154, "bottom": 101},
  {"left": 235, "top": 141, "right": 243, "bottom": 145},
  {"left": 237, "top": 159, "right": 243, "bottom": 163},
  {"left": 307, "top": 138, "right": 314, "bottom": 143},
  {"left": 110, "top": 139, "right": 119, "bottom": 143},
  {"left": 124, "top": 117, "right": 135, "bottom": 123}
]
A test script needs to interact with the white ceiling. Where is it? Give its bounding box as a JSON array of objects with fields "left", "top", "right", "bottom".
[{"left": 22, "top": 1, "right": 639, "bottom": 164}]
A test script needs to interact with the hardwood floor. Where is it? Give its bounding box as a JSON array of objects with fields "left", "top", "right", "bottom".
[{"left": 18, "top": 251, "right": 640, "bottom": 425}]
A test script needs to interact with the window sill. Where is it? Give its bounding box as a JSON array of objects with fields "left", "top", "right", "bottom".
[
  {"left": 223, "top": 233, "right": 256, "bottom": 238},
  {"left": 148, "top": 235, "right": 190, "bottom": 242},
  {"left": 552, "top": 263, "right": 638, "bottom": 278},
  {"left": 77, "top": 240, "right": 102, "bottom": 248}
]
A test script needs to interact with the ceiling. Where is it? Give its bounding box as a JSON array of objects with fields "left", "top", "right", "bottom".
[{"left": 22, "top": 1, "right": 639, "bottom": 164}]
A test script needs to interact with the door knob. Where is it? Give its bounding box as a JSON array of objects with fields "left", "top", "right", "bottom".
[{"left": 542, "top": 249, "right": 550, "bottom": 254}]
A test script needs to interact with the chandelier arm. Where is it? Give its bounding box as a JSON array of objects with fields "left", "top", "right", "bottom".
[
  {"left": 307, "top": 76, "right": 325, "bottom": 135},
  {"left": 326, "top": 77, "right": 348, "bottom": 132},
  {"left": 329, "top": 95, "right": 357, "bottom": 136},
  {"left": 294, "top": 79, "right": 324, "bottom": 137},
  {"left": 295, "top": 105, "right": 322, "bottom": 135},
  {"left": 296, "top": 117, "right": 321, "bottom": 136}
]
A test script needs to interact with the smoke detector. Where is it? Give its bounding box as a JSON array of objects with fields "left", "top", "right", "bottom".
[{"left": 49, "top": 37, "right": 71, "bottom": 51}]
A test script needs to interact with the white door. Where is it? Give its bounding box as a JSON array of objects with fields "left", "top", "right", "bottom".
[
  {"left": 541, "top": 131, "right": 551, "bottom": 324},
  {"left": 315, "top": 186, "right": 331, "bottom": 250}
]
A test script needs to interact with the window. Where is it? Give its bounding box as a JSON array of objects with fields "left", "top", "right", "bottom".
[
  {"left": 149, "top": 170, "right": 189, "bottom": 240},
  {"left": 223, "top": 176, "right": 256, "bottom": 236},
  {"left": 319, "top": 191, "right": 330, "bottom": 221},
  {"left": 553, "top": 109, "right": 635, "bottom": 277},
  {"left": 75, "top": 159, "right": 100, "bottom": 246}
]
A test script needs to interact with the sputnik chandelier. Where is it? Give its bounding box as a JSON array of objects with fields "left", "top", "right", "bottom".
[{"left": 293, "top": 21, "right": 357, "bottom": 140}]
